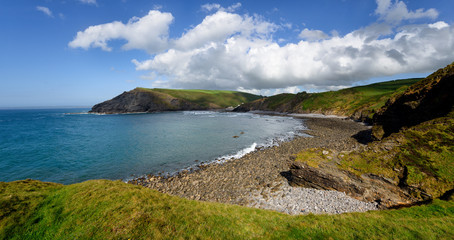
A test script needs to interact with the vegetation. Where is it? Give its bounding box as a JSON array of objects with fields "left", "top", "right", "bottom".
[
  {"left": 136, "top": 87, "right": 262, "bottom": 109},
  {"left": 299, "top": 78, "right": 421, "bottom": 117},
  {"left": 3, "top": 66, "right": 453, "bottom": 238},
  {"left": 293, "top": 111, "right": 454, "bottom": 200},
  {"left": 244, "top": 78, "right": 422, "bottom": 120},
  {"left": 342, "top": 111, "right": 454, "bottom": 197},
  {"left": 1, "top": 179, "right": 453, "bottom": 239}
]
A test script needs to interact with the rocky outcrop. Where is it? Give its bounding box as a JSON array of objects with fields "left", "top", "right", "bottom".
[
  {"left": 89, "top": 89, "right": 204, "bottom": 113},
  {"left": 372, "top": 62, "right": 454, "bottom": 139},
  {"left": 287, "top": 162, "right": 418, "bottom": 208}
]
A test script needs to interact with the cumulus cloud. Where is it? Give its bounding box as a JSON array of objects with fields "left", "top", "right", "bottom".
[
  {"left": 133, "top": 17, "right": 454, "bottom": 91},
  {"left": 375, "top": 0, "right": 438, "bottom": 24},
  {"left": 68, "top": 10, "right": 173, "bottom": 53},
  {"left": 36, "top": 6, "right": 53, "bottom": 17},
  {"left": 79, "top": 0, "right": 97, "bottom": 5},
  {"left": 71, "top": 2, "right": 454, "bottom": 93},
  {"left": 172, "top": 11, "right": 277, "bottom": 50}
]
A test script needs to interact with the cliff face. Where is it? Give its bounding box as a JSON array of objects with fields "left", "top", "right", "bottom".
[
  {"left": 89, "top": 89, "right": 204, "bottom": 114},
  {"left": 372, "top": 62, "right": 454, "bottom": 139}
]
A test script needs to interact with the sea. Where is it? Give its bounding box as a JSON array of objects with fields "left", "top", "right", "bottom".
[{"left": 0, "top": 108, "right": 308, "bottom": 184}]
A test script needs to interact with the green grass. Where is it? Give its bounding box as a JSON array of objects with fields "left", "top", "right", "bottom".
[
  {"left": 264, "top": 93, "right": 296, "bottom": 110},
  {"left": 1, "top": 179, "right": 453, "bottom": 239},
  {"left": 298, "top": 78, "right": 422, "bottom": 117},
  {"left": 244, "top": 78, "right": 422, "bottom": 118},
  {"left": 136, "top": 88, "right": 261, "bottom": 109}
]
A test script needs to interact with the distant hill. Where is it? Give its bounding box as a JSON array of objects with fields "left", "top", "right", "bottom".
[
  {"left": 234, "top": 78, "right": 422, "bottom": 122},
  {"left": 89, "top": 88, "right": 262, "bottom": 114}
]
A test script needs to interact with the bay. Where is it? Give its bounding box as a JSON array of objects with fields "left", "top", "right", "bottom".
[{"left": 0, "top": 109, "right": 307, "bottom": 184}]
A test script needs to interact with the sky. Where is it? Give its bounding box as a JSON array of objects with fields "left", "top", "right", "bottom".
[{"left": 1, "top": 0, "right": 454, "bottom": 108}]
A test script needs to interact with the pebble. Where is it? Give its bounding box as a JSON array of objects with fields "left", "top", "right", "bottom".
[{"left": 248, "top": 181, "right": 378, "bottom": 215}]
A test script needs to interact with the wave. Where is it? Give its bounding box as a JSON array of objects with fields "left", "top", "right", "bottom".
[{"left": 216, "top": 142, "right": 258, "bottom": 162}]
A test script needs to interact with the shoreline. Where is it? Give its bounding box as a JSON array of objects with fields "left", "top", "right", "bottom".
[{"left": 130, "top": 115, "right": 377, "bottom": 214}]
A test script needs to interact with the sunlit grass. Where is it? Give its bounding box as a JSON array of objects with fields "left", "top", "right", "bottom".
[
  {"left": 1, "top": 179, "right": 453, "bottom": 239},
  {"left": 136, "top": 88, "right": 262, "bottom": 108}
]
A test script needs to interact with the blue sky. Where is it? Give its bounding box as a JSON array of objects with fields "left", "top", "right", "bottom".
[{"left": 1, "top": 0, "right": 453, "bottom": 107}]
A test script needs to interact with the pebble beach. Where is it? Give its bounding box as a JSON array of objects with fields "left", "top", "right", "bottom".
[{"left": 131, "top": 116, "right": 378, "bottom": 215}]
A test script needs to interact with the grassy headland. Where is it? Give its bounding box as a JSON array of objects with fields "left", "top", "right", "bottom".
[
  {"left": 1, "top": 179, "right": 453, "bottom": 239},
  {"left": 237, "top": 78, "right": 421, "bottom": 121},
  {"left": 137, "top": 88, "right": 261, "bottom": 109},
  {"left": 89, "top": 87, "right": 262, "bottom": 114}
]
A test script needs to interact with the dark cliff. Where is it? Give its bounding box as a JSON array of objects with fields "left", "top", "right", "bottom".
[{"left": 372, "top": 62, "right": 454, "bottom": 139}]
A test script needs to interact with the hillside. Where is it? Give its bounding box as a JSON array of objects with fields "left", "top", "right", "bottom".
[
  {"left": 1, "top": 179, "right": 453, "bottom": 239},
  {"left": 288, "top": 62, "right": 454, "bottom": 206},
  {"left": 235, "top": 78, "right": 422, "bottom": 121},
  {"left": 90, "top": 88, "right": 261, "bottom": 114}
]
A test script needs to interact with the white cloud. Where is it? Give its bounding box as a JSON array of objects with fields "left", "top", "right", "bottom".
[
  {"left": 79, "top": 0, "right": 97, "bottom": 5},
  {"left": 173, "top": 11, "right": 277, "bottom": 50},
  {"left": 298, "top": 28, "right": 329, "bottom": 41},
  {"left": 429, "top": 21, "right": 449, "bottom": 30},
  {"left": 202, "top": 3, "right": 242, "bottom": 12},
  {"left": 274, "top": 86, "right": 301, "bottom": 95},
  {"left": 201, "top": 3, "right": 221, "bottom": 12},
  {"left": 68, "top": 10, "right": 174, "bottom": 53},
  {"left": 133, "top": 17, "right": 454, "bottom": 91},
  {"left": 375, "top": 0, "right": 438, "bottom": 24},
  {"left": 71, "top": 2, "right": 454, "bottom": 92},
  {"left": 36, "top": 6, "right": 53, "bottom": 17}
]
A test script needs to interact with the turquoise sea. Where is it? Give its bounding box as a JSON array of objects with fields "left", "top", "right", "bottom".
[{"left": 0, "top": 109, "right": 307, "bottom": 184}]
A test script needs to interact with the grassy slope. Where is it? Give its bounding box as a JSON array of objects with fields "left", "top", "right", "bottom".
[
  {"left": 1, "top": 179, "right": 453, "bottom": 239},
  {"left": 136, "top": 88, "right": 261, "bottom": 108},
  {"left": 299, "top": 78, "right": 422, "bottom": 116},
  {"left": 257, "top": 78, "right": 421, "bottom": 118}
]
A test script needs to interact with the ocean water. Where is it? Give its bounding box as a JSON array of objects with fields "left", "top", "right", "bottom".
[{"left": 0, "top": 109, "right": 307, "bottom": 184}]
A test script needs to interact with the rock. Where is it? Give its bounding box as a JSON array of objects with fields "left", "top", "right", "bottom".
[
  {"left": 287, "top": 161, "right": 415, "bottom": 208},
  {"left": 89, "top": 88, "right": 204, "bottom": 113}
]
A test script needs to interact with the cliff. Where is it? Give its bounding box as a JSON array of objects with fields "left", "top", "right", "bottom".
[
  {"left": 372, "top": 62, "right": 454, "bottom": 139},
  {"left": 89, "top": 88, "right": 261, "bottom": 114}
]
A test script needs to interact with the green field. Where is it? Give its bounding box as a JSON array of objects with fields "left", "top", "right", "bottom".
[
  {"left": 299, "top": 78, "right": 422, "bottom": 116},
  {"left": 136, "top": 87, "right": 262, "bottom": 109},
  {"left": 1, "top": 179, "right": 453, "bottom": 239},
  {"left": 250, "top": 78, "right": 422, "bottom": 119}
]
